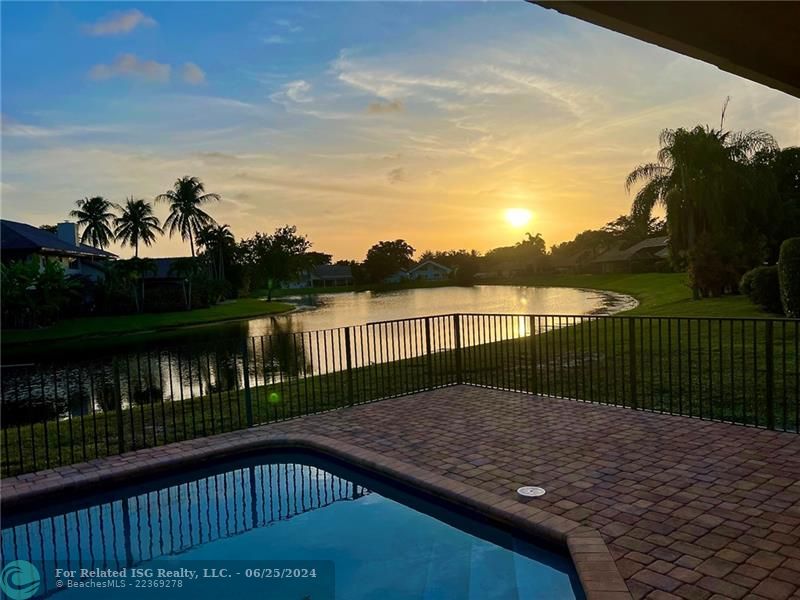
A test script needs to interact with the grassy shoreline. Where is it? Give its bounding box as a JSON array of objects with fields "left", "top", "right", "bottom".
[
  {"left": 490, "top": 273, "right": 770, "bottom": 318},
  {"left": 271, "top": 272, "right": 769, "bottom": 318},
  {"left": 1, "top": 273, "right": 771, "bottom": 350},
  {"left": 2, "top": 299, "right": 294, "bottom": 347}
]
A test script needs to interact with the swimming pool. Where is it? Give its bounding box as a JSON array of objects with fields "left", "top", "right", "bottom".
[{"left": 1, "top": 452, "right": 583, "bottom": 599}]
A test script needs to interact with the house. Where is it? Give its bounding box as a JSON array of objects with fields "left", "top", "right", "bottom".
[
  {"left": 1, "top": 219, "right": 116, "bottom": 280},
  {"left": 549, "top": 248, "right": 600, "bottom": 274},
  {"left": 140, "top": 257, "right": 195, "bottom": 312},
  {"left": 407, "top": 260, "right": 453, "bottom": 281},
  {"left": 591, "top": 236, "right": 670, "bottom": 274},
  {"left": 384, "top": 270, "right": 409, "bottom": 284},
  {"left": 284, "top": 264, "right": 354, "bottom": 289}
]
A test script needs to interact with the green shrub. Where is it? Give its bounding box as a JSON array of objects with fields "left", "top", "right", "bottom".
[
  {"left": 779, "top": 237, "right": 800, "bottom": 317},
  {"left": 739, "top": 266, "right": 782, "bottom": 313}
]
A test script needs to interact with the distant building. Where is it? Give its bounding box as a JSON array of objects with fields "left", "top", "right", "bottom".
[
  {"left": 284, "top": 264, "right": 354, "bottom": 289},
  {"left": 139, "top": 257, "right": 195, "bottom": 312},
  {"left": 549, "top": 249, "right": 598, "bottom": 274},
  {"left": 407, "top": 260, "right": 453, "bottom": 281},
  {"left": 384, "top": 269, "right": 409, "bottom": 284},
  {"left": 591, "top": 236, "right": 670, "bottom": 273},
  {"left": 0, "top": 219, "right": 116, "bottom": 280}
]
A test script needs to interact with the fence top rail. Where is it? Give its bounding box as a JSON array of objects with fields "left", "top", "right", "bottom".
[{"left": 455, "top": 312, "right": 799, "bottom": 323}]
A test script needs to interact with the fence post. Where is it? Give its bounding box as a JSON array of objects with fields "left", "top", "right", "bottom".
[
  {"left": 345, "top": 327, "right": 354, "bottom": 406},
  {"left": 113, "top": 360, "right": 125, "bottom": 454},
  {"left": 242, "top": 339, "right": 254, "bottom": 427},
  {"left": 453, "top": 314, "right": 463, "bottom": 384},
  {"left": 424, "top": 317, "right": 434, "bottom": 390},
  {"left": 628, "top": 318, "right": 638, "bottom": 409},
  {"left": 528, "top": 315, "right": 538, "bottom": 394},
  {"left": 765, "top": 320, "right": 775, "bottom": 430}
]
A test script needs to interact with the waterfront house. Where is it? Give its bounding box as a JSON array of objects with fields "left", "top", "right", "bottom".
[
  {"left": 407, "top": 260, "right": 452, "bottom": 281},
  {"left": 0, "top": 219, "right": 116, "bottom": 280},
  {"left": 284, "top": 265, "right": 354, "bottom": 288},
  {"left": 591, "top": 236, "right": 669, "bottom": 273}
]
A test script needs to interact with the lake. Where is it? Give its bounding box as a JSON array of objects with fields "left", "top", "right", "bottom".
[
  {"left": 0, "top": 285, "right": 636, "bottom": 422},
  {"left": 252, "top": 284, "right": 635, "bottom": 338}
]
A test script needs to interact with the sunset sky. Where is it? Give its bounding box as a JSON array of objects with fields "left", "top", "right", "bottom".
[{"left": 2, "top": 2, "right": 799, "bottom": 261}]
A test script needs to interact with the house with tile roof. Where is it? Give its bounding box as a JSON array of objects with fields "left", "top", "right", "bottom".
[
  {"left": 591, "top": 236, "right": 670, "bottom": 273},
  {"left": 1, "top": 219, "right": 117, "bottom": 280}
]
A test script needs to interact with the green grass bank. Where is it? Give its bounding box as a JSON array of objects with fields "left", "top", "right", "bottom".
[{"left": 2, "top": 299, "right": 293, "bottom": 346}]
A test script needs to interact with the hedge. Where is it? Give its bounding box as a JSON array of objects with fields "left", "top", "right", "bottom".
[
  {"left": 779, "top": 237, "right": 800, "bottom": 317},
  {"left": 739, "top": 265, "right": 782, "bottom": 314}
]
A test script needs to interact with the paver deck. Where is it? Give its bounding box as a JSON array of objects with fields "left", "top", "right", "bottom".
[
  {"left": 271, "top": 386, "right": 800, "bottom": 599},
  {"left": 4, "top": 385, "right": 800, "bottom": 599}
]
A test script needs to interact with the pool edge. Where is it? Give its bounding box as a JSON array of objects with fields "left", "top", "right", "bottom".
[{"left": 1, "top": 431, "right": 631, "bottom": 600}]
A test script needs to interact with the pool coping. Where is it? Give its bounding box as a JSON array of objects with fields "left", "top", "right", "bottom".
[{"left": 0, "top": 432, "right": 631, "bottom": 600}]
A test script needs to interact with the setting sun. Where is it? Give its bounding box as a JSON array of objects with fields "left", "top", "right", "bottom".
[{"left": 504, "top": 208, "right": 533, "bottom": 228}]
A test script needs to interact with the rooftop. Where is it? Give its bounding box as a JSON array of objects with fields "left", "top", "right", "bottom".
[
  {"left": 593, "top": 236, "right": 669, "bottom": 264},
  {"left": 0, "top": 219, "right": 117, "bottom": 260}
]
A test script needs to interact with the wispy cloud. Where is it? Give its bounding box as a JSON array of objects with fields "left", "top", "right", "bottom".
[
  {"left": 275, "top": 19, "right": 303, "bottom": 33},
  {"left": 1, "top": 115, "right": 121, "bottom": 138},
  {"left": 367, "top": 99, "right": 403, "bottom": 115},
  {"left": 263, "top": 35, "right": 287, "bottom": 45},
  {"left": 182, "top": 62, "right": 206, "bottom": 85},
  {"left": 271, "top": 80, "right": 313, "bottom": 104},
  {"left": 387, "top": 167, "right": 407, "bottom": 183},
  {"left": 83, "top": 9, "right": 156, "bottom": 36},
  {"left": 89, "top": 54, "right": 170, "bottom": 83}
]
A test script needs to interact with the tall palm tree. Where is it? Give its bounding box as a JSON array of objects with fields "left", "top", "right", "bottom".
[
  {"left": 626, "top": 125, "right": 776, "bottom": 258},
  {"left": 155, "top": 176, "right": 220, "bottom": 257},
  {"left": 69, "top": 196, "right": 118, "bottom": 249},
  {"left": 114, "top": 198, "right": 163, "bottom": 258},
  {"left": 196, "top": 223, "right": 235, "bottom": 280}
]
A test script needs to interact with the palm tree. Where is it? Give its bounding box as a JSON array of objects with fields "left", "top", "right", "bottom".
[
  {"left": 626, "top": 125, "right": 776, "bottom": 258},
  {"left": 155, "top": 176, "right": 220, "bottom": 257},
  {"left": 69, "top": 196, "right": 118, "bottom": 249},
  {"left": 114, "top": 198, "right": 163, "bottom": 258},
  {"left": 196, "top": 223, "right": 235, "bottom": 280}
]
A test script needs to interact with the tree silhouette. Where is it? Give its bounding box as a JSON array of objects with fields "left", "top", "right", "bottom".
[
  {"left": 156, "top": 176, "right": 220, "bottom": 257},
  {"left": 70, "top": 196, "right": 118, "bottom": 249},
  {"left": 114, "top": 198, "right": 163, "bottom": 258}
]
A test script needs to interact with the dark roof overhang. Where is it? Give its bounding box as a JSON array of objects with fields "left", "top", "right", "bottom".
[{"left": 534, "top": 1, "right": 800, "bottom": 98}]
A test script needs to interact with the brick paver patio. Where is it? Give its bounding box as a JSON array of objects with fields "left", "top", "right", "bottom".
[
  {"left": 271, "top": 386, "right": 800, "bottom": 600},
  {"left": 4, "top": 385, "right": 800, "bottom": 599}
]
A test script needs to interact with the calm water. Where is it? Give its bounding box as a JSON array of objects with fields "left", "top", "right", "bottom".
[
  {"left": 1, "top": 286, "right": 635, "bottom": 423},
  {"left": 256, "top": 285, "right": 635, "bottom": 339},
  {"left": 1, "top": 452, "right": 583, "bottom": 599}
]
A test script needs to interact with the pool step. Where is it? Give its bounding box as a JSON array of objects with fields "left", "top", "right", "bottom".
[
  {"left": 468, "top": 540, "right": 521, "bottom": 600},
  {"left": 421, "top": 536, "right": 471, "bottom": 600}
]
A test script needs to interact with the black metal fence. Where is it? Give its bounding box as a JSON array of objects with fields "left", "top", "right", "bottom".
[{"left": 2, "top": 314, "right": 798, "bottom": 477}]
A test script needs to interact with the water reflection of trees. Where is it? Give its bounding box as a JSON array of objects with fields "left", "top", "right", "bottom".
[
  {"left": 1, "top": 319, "right": 316, "bottom": 428},
  {"left": 261, "top": 317, "right": 309, "bottom": 379}
]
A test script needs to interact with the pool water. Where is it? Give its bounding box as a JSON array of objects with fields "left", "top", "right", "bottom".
[{"left": 1, "top": 452, "right": 583, "bottom": 599}]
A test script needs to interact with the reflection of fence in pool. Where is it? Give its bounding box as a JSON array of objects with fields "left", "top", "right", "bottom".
[
  {"left": 0, "top": 462, "right": 369, "bottom": 594},
  {"left": 2, "top": 314, "right": 798, "bottom": 477}
]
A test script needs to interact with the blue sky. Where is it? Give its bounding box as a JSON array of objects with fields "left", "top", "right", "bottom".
[{"left": 2, "top": 2, "right": 799, "bottom": 259}]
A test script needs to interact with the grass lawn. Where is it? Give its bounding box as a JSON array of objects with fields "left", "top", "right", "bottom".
[
  {"left": 505, "top": 272, "right": 772, "bottom": 318},
  {"left": 2, "top": 299, "right": 294, "bottom": 346},
  {"left": 268, "top": 272, "right": 770, "bottom": 318},
  {"left": 4, "top": 311, "right": 797, "bottom": 477}
]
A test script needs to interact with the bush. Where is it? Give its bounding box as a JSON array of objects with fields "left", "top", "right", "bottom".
[
  {"left": 739, "top": 266, "right": 782, "bottom": 313},
  {"left": 779, "top": 237, "right": 800, "bottom": 317}
]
